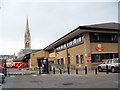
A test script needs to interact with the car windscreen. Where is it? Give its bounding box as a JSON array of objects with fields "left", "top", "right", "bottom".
[{"left": 113, "top": 58, "right": 120, "bottom": 63}]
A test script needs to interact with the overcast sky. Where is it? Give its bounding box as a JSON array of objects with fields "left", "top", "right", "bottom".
[{"left": 0, "top": 0, "right": 119, "bottom": 55}]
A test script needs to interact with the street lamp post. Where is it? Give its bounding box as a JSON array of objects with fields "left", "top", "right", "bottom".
[{"left": 4, "top": 59, "right": 7, "bottom": 76}]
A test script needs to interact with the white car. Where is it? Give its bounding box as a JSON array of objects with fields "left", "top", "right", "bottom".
[
  {"left": 0, "top": 73, "right": 5, "bottom": 83},
  {"left": 98, "top": 58, "right": 120, "bottom": 73}
]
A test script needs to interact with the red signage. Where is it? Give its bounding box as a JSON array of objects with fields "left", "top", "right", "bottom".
[
  {"left": 102, "top": 59, "right": 107, "bottom": 62},
  {"left": 87, "top": 60, "right": 92, "bottom": 62},
  {"left": 96, "top": 44, "right": 104, "bottom": 51},
  {"left": 87, "top": 54, "right": 91, "bottom": 57}
]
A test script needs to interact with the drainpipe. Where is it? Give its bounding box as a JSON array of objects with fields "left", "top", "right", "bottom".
[{"left": 118, "top": 34, "right": 120, "bottom": 58}]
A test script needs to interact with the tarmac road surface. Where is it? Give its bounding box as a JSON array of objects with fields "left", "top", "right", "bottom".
[{"left": 1, "top": 73, "right": 119, "bottom": 88}]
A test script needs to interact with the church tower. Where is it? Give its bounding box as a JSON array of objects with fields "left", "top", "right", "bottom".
[{"left": 24, "top": 17, "right": 31, "bottom": 49}]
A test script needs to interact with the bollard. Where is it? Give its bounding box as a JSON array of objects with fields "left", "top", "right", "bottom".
[
  {"left": 85, "top": 66, "right": 87, "bottom": 75},
  {"left": 95, "top": 68, "right": 97, "bottom": 75},
  {"left": 38, "top": 67, "right": 41, "bottom": 74},
  {"left": 76, "top": 69, "right": 78, "bottom": 74},
  {"left": 53, "top": 67, "right": 55, "bottom": 74},
  {"left": 106, "top": 65, "right": 109, "bottom": 74},
  {"left": 60, "top": 69, "right": 62, "bottom": 74},
  {"left": 67, "top": 67, "right": 70, "bottom": 75}
]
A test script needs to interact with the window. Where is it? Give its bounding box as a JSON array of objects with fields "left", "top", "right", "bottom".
[
  {"left": 58, "top": 59, "right": 60, "bottom": 64},
  {"left": 81, "top": 35, "right": 84, "bottom": 41},
  {"left": 64, "top": 43, "right": 66, "bottom": 48},
  {"left": 56, "top": 47, "right": 59, "bottom": 51},
  {"left": 67, "top": 41, "right": 69, "bottom": 47},
  {"left": 78, "top": 36, "right": 82, "bottom": 42},
  {"left": 76, "top": 36, "right": 79, "bottom": 43},
  {"left": 107, "top": 59, "right": 112, "bottom": 64},
  {"left": 91, "top": 53, "right": 118, "bottom": 63},
  {"left": 110, "top": 34, "right": 117, "bottom": 41},
  {"left": 94, "top": 33, "right": 99, "bottom": 40},
  {"left": 76, "top": 55, "right": 79, "bottom": 64},
  {"left": 80, "top": 55, "right": 84, "bottom": 64},
  {"left": 73, "top": 38, "right": 77, "bottom": 44},
  {"left": 69, "top": 40, "right": 73, "bottom": 46},
  {"left": 68, "top": 57, "right": 70, "bottom": 64},
  {"left": 90, "top": 32, "right": 118, "bottom": 42},
  {"left": 61, "top": 58, "right": 64, "bottom": 65},
  {"left": 60, "top": 45, "right": 64, "bottom": 49},
  {"left": 91, "top": 54, "right": 101, "bottom": 62}
]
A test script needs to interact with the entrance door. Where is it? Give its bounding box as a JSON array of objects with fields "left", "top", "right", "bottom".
[{"left": 37, "top": 58, "right": 49, "bottom": 74}]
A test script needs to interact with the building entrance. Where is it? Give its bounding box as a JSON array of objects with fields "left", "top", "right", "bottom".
[{"left": 37, "top": 58, "right": 49, "bottom": 74}]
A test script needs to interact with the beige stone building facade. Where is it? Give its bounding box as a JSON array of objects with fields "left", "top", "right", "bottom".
[{"left": 30, "top": 22, "right": 120, "bottom": 70}]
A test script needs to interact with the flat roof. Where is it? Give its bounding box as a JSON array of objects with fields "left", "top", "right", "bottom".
[
  {"left": 80, "top": 22, "right": 120, "bottom": 31},
  {"left": 45, "top": 22, "right": 120, "bottom": 51}
]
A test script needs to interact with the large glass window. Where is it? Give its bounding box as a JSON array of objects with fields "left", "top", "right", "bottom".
[
  {"left": 90, "top": 32, "right": 118, "bottom": 42},
  {"left": 91, "top": 53, "right": 118, "bottom": 63}
]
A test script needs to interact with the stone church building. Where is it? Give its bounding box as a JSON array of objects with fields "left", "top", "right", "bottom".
[{"left": 17, "top": 17, "right": 39, "bottom": 59}]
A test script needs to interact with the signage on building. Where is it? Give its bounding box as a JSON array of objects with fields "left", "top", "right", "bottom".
[
  {"left": 96, "top": 44, "right": 104, "bottom": 51},
  {"left": 86, "top": 54, "right": 92, "bottom": 63},
  {"left": 87, "top": 60, "right": 92, "bottom": 62},
  {"left": 102, "top": 59, "right": 107, "bottom": 62}
]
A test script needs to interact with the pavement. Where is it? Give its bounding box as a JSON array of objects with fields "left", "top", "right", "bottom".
[
  {"left": 2, "top": 73, "right": 119, "bottom": 88},
  {"left": 0, "top": 84, "right": 2, "bottom": 90},
  {"left": 6, "top": 68, "right": 119, "bottom": 76},
  {"left": 7, "top": 68, "right": 37, "bottom": 75},
  {"left": 0, "top": 68, "right": 119, "bottom": 89}
]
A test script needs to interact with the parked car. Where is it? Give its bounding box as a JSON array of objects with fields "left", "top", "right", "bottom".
[
  {"left": 0, "top": 65, "right": 5, "bottom": 84},
  {"left": 0, "top": 73, "right": 5, "bottom": 83},
  {"left": 98, "top": 58, "right": 120, "bottom": 73}
]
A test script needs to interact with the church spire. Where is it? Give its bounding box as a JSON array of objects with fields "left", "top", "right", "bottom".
[
  {"left": 24, "top": 16, "right": 31, "bottom": 49},
  {"left": 26, "top": 16, "right": 29, "bottom": 31}
]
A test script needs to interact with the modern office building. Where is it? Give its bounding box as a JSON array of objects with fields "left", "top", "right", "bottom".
[{"left": 30, "top": 22, "right": 120, "bottom": 70}]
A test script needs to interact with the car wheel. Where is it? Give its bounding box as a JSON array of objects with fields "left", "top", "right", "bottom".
[
  {"left": 98, "top": 67, "right": 102, "bottom": 72},
  {"left": 111, "top": 67, "right": 116, "bottom": 73}
]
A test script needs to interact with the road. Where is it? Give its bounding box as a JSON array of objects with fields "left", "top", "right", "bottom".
[{"left": 1, "top": 73, "right": 119, "bottom": 89}]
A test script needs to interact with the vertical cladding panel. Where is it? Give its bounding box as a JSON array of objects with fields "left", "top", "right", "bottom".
[
  {"left": 83, "top": 32, "right": 92, "bottom": 69},
  {"left": 30, "top": 53, "right": 37, "bottom": 68}
]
